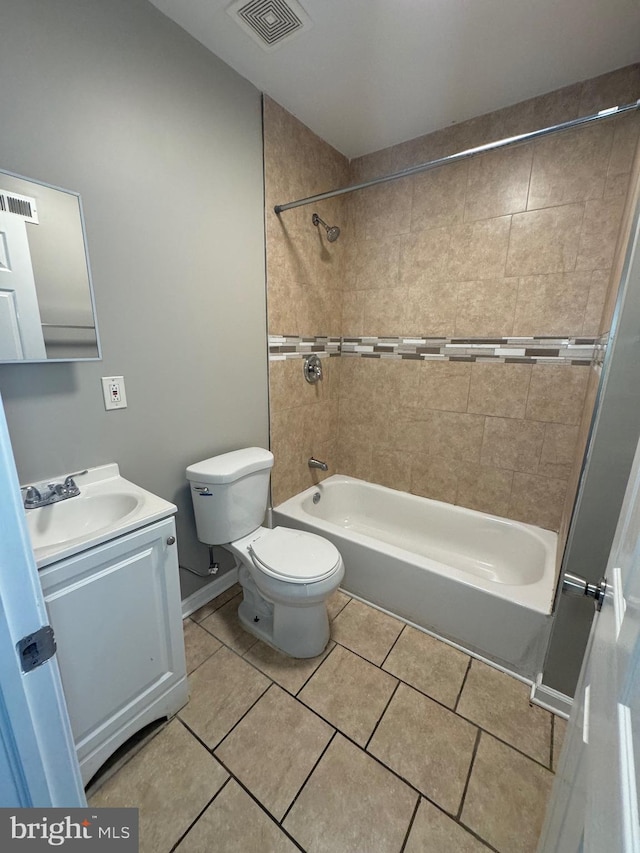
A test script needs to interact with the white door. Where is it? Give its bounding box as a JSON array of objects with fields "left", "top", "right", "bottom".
[
  {"left": 539, "top": 431, "right": 640, "bottom": 851},
  {"left": 0, "top": 212, "right": 46, "bottom": 360},
  {"left": 0, "top": 391, "right": 85, "bottom": 806}
]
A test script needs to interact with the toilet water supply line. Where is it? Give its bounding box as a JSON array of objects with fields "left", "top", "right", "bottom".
[
  {"left": 180, "top": 545, "right": 220, "bottom": 578},
  {"left": 273, "top": 101, "right": 640, "bottom": 214}
]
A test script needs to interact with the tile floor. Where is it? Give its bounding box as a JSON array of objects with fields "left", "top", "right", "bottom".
[{"left": 91, "top": 584, "right": 566, "bottom": 853}]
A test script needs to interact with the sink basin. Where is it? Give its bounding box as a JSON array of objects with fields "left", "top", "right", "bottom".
[
  {"left": 27, "top": 493, "right": 140, "bottom": 551},
  {"left": 24, "top": 464, "right": 177, "bottom": 568}
]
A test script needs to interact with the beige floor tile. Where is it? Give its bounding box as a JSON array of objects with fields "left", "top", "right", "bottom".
[
  {"left": 457, "top": 660, "right": 552, "bottom": 764},
  {"left": 405, "top": 799, "right": 490, "bottom": 853},
  {"left": 283, "top": 733, "right": 417, "bottom": 853},
  {"left": 553, "top": 715, "right": 568, "bottom": 770},
  {"left": 243, "top": 639, "right": 334, "bottom": 694},
  {"left": 182, "top": 618, "right": 222, "bottom": 674},
  {"left": 199, "top": 594, "right": 258, "bottom": 655},
  {"left": 331, "top": 599, "right": 404, "bottom": 665},
  {"left": 383, "top": 626, "right": 470, "bottom": 708},
  {"left": 175, "top": 779, "right": 299, "bottom": 853},
  {"left": 90, "top": 719, "right": 228, "bottom": 853},
  {"left": 179, "top": 646, "right": 270, "bottom": 748},
  {"left": 461, "top": 733, "right": 553, "bottom": 853},
  {"left": 298, "top": 645, "right": 398, "bottom": 745},
  {"left": 215, "top": 685, "right": 334, "bottom": 820},
  {"left": 327, "top": 588, "right": 351, "bottom": 620},
  {"left": 190, "top": 583, "right": 243, "bottom": 622},
  {"left": 368, "top": 683, "right": 478, "bottom": 814}
]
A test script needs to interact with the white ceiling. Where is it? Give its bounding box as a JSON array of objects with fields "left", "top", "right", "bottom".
[{"left": 149, "top": 0, "right": 640, "bottom": 159}]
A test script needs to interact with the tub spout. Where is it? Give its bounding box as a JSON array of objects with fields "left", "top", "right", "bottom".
[{"left": 308, "top": 457, "right": 328, "bottom": 472}]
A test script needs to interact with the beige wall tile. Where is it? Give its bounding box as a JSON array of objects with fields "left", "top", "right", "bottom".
[
  {"left": 506, "top": 204, "right": 584, "bottom": 276},
  {"left": 418, "top": 361, "right": 472, "bottom": 413},
  {"left": 407, "top": 410, "right": 486, "bottom": 463},
  {"left": 370, "top": 448, "right": 412, "bottom": 492},
  {"left": 513, "top": 271, "right": 591, "bottom": 336},
  {"left": 607, "top": 112, "right": 640, "bottom": 186},
  {"left": 578, "top": 65, "right": 640, "bottom": 116},
  {"left": 362, "top": 287, "right": 409, "bottom": 335},
  {"left": 467, "top": 362, "right": 532, "bottom": 418},
  {"left": 405, "top": 283, "right": 457, "bottom": 336},
  {"left": 464, "top": 146, "right": 532, "bottom": 221},
  {"left": 583, "top": 270, "right": 612, "bottom": 335},
  {"left": 353, "top": 177, "right": 412, "bottom": 240},
  {"left": 455, "top": 277, "right": 518, "bottom": 336},
  {"left": 456, "top": 464, "right": 514, "bottom": 517},
  {"left": 525, "top": 365, "right": 589, "bottom": 425},
  {"left": 509, "top": 472, "right": 567, "bottom": 530},
  {"left": 352, "top": 235, "right": 402, "bottom": 289},
  {"left": 410, "top": 161, "right": 468, "bottom": 231},
  {"left": 527, "top": 124, "right": 614, "bottom": 209},
  {"left": 480, "top": 417, "right": 545, "bottom": 473},
  {"left": 335, "top": 436, "right": 374, "bottom": 481},
  {"left": 341, "top": 290, "right": 365, "bottom": 336},
  {"left": 575, "top": 196, "right": 626, "bottom": 271},
  {"left": 399, "top": 227, "right": 451, "bottom": 285},
  {"left": 540, "top": 423, "right": 580, "bottom": 467},
  {"left": 410, "top": 453, "right": 463, "bottom": 504},
  {"left": 446, "top": 216, "right": 511, "bottom": 281}
]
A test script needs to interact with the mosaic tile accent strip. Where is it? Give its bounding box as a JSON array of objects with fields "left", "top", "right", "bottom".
[
  {"left": 340, "top": 336, "right": 599, "bottom": 365},
  {"left": 268, "top": 336, "right": 341, "bottom": 360}
]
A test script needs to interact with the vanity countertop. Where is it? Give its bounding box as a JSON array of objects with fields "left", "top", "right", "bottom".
[{"left": 24, "top": 463, "right": 176, "bottom": 568}]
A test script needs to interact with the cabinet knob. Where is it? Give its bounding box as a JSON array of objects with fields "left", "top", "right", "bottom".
[{"left": 167, "top": 536, "right": 176, "bottom": 546}]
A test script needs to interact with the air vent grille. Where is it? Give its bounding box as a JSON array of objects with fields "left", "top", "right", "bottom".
[
  {"left": 227, "top": 0, "right": 311, "bottom": 51},
  {"left": 0, "top": 189, "right": 39, "bottom": 224}
]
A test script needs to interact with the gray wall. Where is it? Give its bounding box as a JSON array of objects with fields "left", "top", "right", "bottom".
[{"left": 0, "top": 0, "right": 269, "bottom": 598}]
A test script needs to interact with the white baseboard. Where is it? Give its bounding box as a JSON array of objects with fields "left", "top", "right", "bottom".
[
  {"left": 530, "top": 674, "right": 572, "bottom": 719},
  {"left": 181, "top": 568, "right": 239, "bottom": 619}
]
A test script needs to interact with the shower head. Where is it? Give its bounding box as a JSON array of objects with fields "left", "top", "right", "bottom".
[{"left": 312, "top": 212, "right": 340, "bottom": 242}]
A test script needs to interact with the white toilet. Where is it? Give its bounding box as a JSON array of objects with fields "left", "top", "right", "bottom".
[{"left": 186, "top": 447, "right": 344, "bottom": 658}]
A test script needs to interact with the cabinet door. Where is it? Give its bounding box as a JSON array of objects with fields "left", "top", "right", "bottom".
[{"left": 39, "top": 517, "right": 187, "bottom": 772}]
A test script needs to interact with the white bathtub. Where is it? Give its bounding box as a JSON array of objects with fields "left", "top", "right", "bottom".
[{"left": 273, "top": 475, "right": 558, "bottom": 679}]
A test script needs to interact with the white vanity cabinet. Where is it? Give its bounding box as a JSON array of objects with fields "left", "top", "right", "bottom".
[{"left": 39, "top": 515, "right": 188, "bottom": 785}]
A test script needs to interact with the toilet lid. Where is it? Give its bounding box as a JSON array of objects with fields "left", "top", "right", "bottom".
[{"left": 249, "top": 527, "right": 341, "bottom": 584}]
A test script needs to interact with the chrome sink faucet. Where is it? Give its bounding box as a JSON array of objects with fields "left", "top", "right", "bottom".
[{"left": 22, "top": 470, "right": 87, "bottom": 509}]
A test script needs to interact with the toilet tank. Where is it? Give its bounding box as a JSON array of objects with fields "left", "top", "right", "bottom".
[{"left": 186, "top": 448, "right": 274, "bottom": 545}]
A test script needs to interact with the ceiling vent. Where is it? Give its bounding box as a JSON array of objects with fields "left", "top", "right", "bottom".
[
  {"left": 226, "top": 0, "right": 312, "bottom": 52},
  {"left": 0, "top": 190, "right": 39, "bottom": 224}
]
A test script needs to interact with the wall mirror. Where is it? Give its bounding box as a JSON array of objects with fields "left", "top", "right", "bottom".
[{"left": 0, "top": 168, "right": 100, "bottom": 362}]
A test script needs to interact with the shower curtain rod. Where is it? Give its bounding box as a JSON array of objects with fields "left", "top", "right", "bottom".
[{"left": 273, "top": 100, "right": 640, "bottom": 214}]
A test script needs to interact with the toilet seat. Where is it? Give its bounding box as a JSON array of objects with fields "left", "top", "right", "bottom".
[{"left": 248, "top": 527, "right": 341, "bottom": 584}]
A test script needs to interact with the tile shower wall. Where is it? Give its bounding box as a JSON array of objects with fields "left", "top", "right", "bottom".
[
  {"left": 265, "top": 67, "right": 640, "bottom": 531},
  {"left": 264, "top": 98, "right": 348, "bottom": 505}
]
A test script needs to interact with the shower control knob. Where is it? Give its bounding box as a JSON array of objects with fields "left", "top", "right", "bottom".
[{"left": 167, "top": 536, "right": 176, "bottom": 546}]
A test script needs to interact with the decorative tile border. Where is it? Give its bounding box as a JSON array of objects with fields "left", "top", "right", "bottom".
[
  {"left": 268, "top": 335, "right": 341, "bottom": 360},
  {"left": 341, "top": 336, "right": 599, "bottom": 365},
  {"left": 269, "top": 335, "right": 606, "bottom": 365}
]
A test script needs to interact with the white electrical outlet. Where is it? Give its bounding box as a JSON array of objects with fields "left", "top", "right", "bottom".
[{"left": 101, "top": 376, "right": 127, "bottom": 410}]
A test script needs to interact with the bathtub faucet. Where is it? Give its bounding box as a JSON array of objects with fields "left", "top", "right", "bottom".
[{"left": 308, "top": 457, "right": 328, "bottom": 472}]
